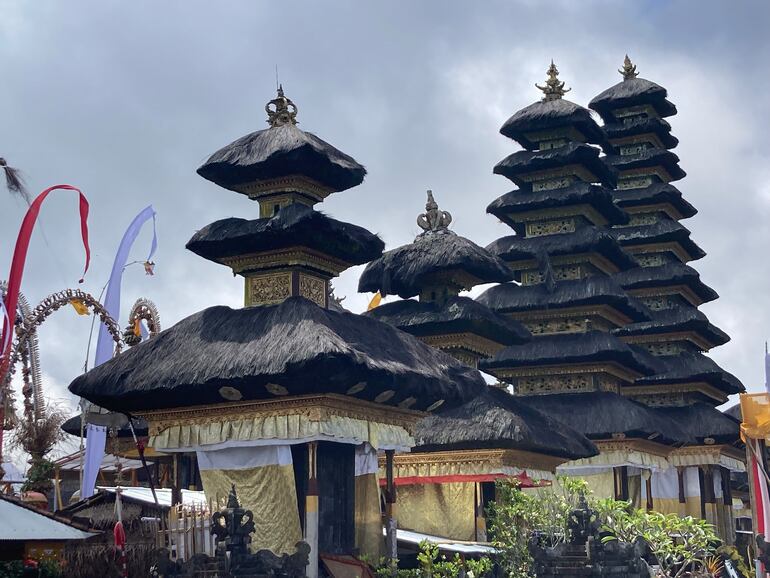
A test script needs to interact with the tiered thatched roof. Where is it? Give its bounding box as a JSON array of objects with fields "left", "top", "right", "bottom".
[
  {"left": 611, "top": 220, "right": 706, "bottom": 261},
  {"left": 499, "top": 98, "right": 605, "bottom": 149},
  {"left": 613, "top": 182, "right": 697, "bottom": 219},
  {"left": 614, "top": 262, "right": 717, "bottom": 303},
  {"left": 589, "top": 77, "right": 677, "bottom": 121},
  {"left": 69, "top": 297, "right": 486, "bottom": 412},
  {"left": 413, "top": 387, "right": 598, "bottom": 459}
]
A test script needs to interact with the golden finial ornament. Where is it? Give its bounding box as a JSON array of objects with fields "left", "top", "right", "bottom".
[
  {"left": 265, "top": 84, "right": 298, "bottom": 127},
  {"left": 417, "top": 190, "right": 452, "bottom": 233},
  {"left": 619, "top": 55, "right": 639, "bottom": 81},
  {"left": 536, "top": 60, "right": 571, "bottom": 102}
]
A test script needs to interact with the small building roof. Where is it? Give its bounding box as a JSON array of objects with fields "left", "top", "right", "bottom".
[
  {"left": 500, "top": 98, "right": 605, "bottom": 150},
  {"left": 612, "top": 306, "right": 729, "bottom": 348},
  {"left": 589, "top": 77, "right": 677, "bottom": 122},
  {"left": 69, "top": 297, "right": 485, "bottom": 412},
  {"left": 602, "top": 116, "right": 679, "bottom": 150},
  {"left": 614, "top": 262, "right": 718, "bottom": 303},
  {"left": 413, "top": 387, "right": 598, "bottom": 460},
  {"left": 634, "top": 351, "right": 744, "bottom": 396},
  {"left": 365, "top": 296, "right": 530, "bottom": 346},
  {"left": 0, "top": 495, "right": 97, "bottom": 541},
  {"left": 487, "top": 182, "right": 628, "bottom": 233},
  {"left": 480, "top": 330, "right": 658, "bottom": 377},
  {"left": 358, "top": 229, "right": 513, "bottom": 299},
  {"left": 653, "top": 403, "right": 741, "bottom": 445},
  {"left": 62, "top": 414, "right": 148, "bottom": 438},
  {"left": 611, "top": 219, "right": 706, "bottom": 261},
  {"left": 197, "top": 88, "right": 365, "bottom": 194},
  {"left": 187, "top": 203, "right": 384, "bottom": 269},
  {"left": 477, "top": 276, "right": 651, "bottom": 322},
  {"left": 487, "top": 226, "right": 638, "bottom": 275},
  {"left": 613, "top": 182, "right": 697, "bottom": 219},
  {"left": 520, "top": 391, "right": 694, "bottom": 444},
  {"left": 604, "top": 148, "right": 686, "bottom": 182},
  {"left": 494, "top": 142, "right": 616, "bottom": 188}
]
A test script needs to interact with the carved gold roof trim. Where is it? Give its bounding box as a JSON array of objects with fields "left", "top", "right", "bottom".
[
  {"left": 507, "top": 252, "right": 625, "bottom": 278},
  {"left": 615, "top": 166, "right": 674, "bottom": 185},
  {"left": 233, "top": 175, "right": 334, "bottom": 201},
  {"left": 669, "top": 444, "right": 744, "bottom": 463},
  {"left": 381, "top": 448, "right": 566, "bottom": 473},
  {"left": 518, "top": 164, "right": 598, "bottom": 185},
  {"left": 618, "top": 331, "right": 714, "bottom": 352},
  {"left": 494, "top": 361, "right": 641, "bottom": 384},
  {"left": 419, "top": 332, "right": 505, "bottom": 357},
  {"left": 622, "top": 203, "right": 686, "bottom": 222},
  {"left": 503, "top": 205, "right": 610, "bottom": 228},
  {"left": 609, "top": 133, "right": 667, "bottom": 152},
  {"left": 140, "top": 393, "right": 424, "bottom": 436},
  {"left": 620, "top": 382, "right": 728, "bottom": 405},
  {"left": 594, "top": 438, "right": 673, "bottom": 458},
  {"left": 221, "top": 247, "right": 351, "bottom": 277},
  {"left": 507, "top": 304, "right": 632, "bottom": 329},
  {"left": 628, "top": 284, "right": 704, "bottom": 307}
]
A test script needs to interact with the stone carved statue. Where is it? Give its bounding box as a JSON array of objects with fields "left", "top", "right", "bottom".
[{"left": 417, "top": 190, "right": 452, "bottom": 234}]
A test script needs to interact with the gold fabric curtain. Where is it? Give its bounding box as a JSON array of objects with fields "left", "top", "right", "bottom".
[{"left": 396, "top": 483, "right": 476, "bottom": 542}]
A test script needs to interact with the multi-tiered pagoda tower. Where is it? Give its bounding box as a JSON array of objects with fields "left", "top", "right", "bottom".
[
  {"left": 477, "top": 63, "right": 694, "bottom": 506},
  {"left": 590, "top": 57, "right": 744, "bottom": 538}
]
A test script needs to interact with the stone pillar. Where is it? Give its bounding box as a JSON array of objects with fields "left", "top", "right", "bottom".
[
  {"left": 305, "top": 441, "right": 319, "bottom": 578},
  {"left": 384, "top": 449, "right": 398, "bottom": 576}
]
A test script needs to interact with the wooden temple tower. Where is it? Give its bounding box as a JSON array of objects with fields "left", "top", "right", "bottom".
[
  {"left": 68, "top": 86, "right": 489, "bottom": 575},
  {"left": 589, "top": 56, "right": 744, "bottom": 538}
]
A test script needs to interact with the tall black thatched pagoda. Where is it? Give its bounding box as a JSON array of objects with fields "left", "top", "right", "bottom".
[
  {"left": 69, "top": 87, "right": 486, "bottom": 576},
  {"left": 357, "top": 191, "right": 597, "bottom": 542},
  {"left": 476, "top": 62, "right": 696, "bottom": 506},
  {"left": 590, "top": 57, "right": 744, "bottom": 538}
]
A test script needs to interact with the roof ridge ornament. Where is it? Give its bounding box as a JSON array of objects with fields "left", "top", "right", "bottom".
[
  {"left": 417, "top": 190, "right": 452, "bottom": 234},
  {"left": 536, "top": 60, "right": 571, "bottom": 102},
  {"left": 619, "top": 54, "right": 639, "bottom": 81},
  {"left": 266, "top": 84, "right": 298, "bottom": 127}
]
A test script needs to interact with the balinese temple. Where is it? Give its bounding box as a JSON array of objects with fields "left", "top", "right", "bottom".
[
  {"left": 589, "top": 56, "right": 744, "bottom": 539},
  {"left": 68, "top": 87, "right": 487, "bottom": 576},
  {"left": 358, "top": 191, "right": 597, "bottom": 542},
  {"left": 475, "top": 62, "right": 698, "bottom": 508}
]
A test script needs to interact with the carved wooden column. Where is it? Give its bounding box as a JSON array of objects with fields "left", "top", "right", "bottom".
[
  {"left": 384, "top": 449, "right": 397, "bottom": 576},
  {"left": 305, "top": 441, "right": 319, "bottom": 578}
]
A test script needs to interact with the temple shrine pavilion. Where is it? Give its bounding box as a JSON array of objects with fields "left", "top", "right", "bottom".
[
  {"left": 68, "top": 87, "right": 488, "bottom": 576},
  {"left": 359, "top": 191, "right": 597, "bottom": 542}
]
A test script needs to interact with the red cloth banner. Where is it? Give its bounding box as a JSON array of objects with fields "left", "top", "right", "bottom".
[{"left": 0, "top": 185, "right": 90, "bottom": 380}]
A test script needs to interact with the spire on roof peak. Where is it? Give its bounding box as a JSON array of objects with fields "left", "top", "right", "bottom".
[
  {"left": 536, "top": 60, "right": 571, "bottom": 102},
  {"left": 265, "top": 84, "right": 298, "bottom": 127},
  {"left": 619, "top": 55, "right": 639, "bottom": 81},
  {"left": 417, "top": 190, "right": 452, "bottom": 234}
]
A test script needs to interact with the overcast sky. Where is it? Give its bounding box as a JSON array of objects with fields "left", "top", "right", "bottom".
[{"left": 2, "top": 0, "right": 770, "bottom": 448}]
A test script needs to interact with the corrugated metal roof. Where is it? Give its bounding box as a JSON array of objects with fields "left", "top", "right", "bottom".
[{"left": 0, "top": 496, "right": 97, "bottom": 541}]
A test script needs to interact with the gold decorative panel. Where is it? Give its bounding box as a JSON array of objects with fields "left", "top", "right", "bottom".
[
  {"left": 644, "top": 342, "right": 685, "bottom": 356},
  {"left": 298, "top": 273, "right": 327, "bottom": 307},
  {"left": 517, "top": 374, "right": 592, "bottom": 395},
  {"left": 619, "top": 143, "right": 649, "bottom": 156},
  {"left": 525, "top": 318, "right": 587, "bottom": 336},
  {"left": 635, "top": 254, "right": 666, "bottom": 267},
  {"left": 247, "top": 273, "right": 291, "bottom": 306},
  {"left": 617, "top": 176, "right": 653, "bottom": 190},
  {"left": 627, "top": 213, "right": 659, "bottom": 226},
  {"left": 525, "top": 218, "right": 576, "bottom": 237},
  {"left": 532, "top": 177, "right": 574, "bottom": 192}
]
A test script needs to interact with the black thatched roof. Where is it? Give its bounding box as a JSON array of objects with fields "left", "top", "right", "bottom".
[
  {"left": 613, "top": 182, "right": 697, "bottom": 219},
  {"left": 494, "top": 142, "right": 616, "bottom": 189},
  {"left": 480, "top": 331, "right": 658, "bottom": 376},
  {"left": 602, "top": 117, "right": 679, "bottom": 150},
  {"left": 724, "top": 403, "right": 741, "bottom": 421},
  {"left": 487, "top": 226, "right": 638, "bottom": 275},
  {"left": 519, "top": 391, "right": 694, "bottom": 444},
  {"left": 61, "top": 414, "right": 148, "bottom": 439},
  {"left": 603, "top": 148, "right": 685, "bottom": 181},
  {"left": 653, "top": 403, "right": 740, "bottom": 445},
  {"left": 634, "top": 351, "right": 744, "bottom": 395},
  {"left": 487, "top": 182, "right": 628, "bottom": 233},
  {"left": 499, "top": 98, "right": 605, "bottom": 150},
  {"left": 186, "top": 203, "right": 384, "bottom": 267},
  {"left": 197, "top": 123, "right": 366, "bottom": 193},
  {"left": 477, "top": 276, "right": 651, "bottom": 322},
  {"left": 611, "top": 219, "right": 706, "bottom": 261},
  {"left": 613, "top": 262, "right": 718, "bottom": 303},
  {"left": 69, "top": 297, "right": 486, "bottom": 412},
  {"left": 364, "top": 296, "right": 530, "bottom": 346},
  {"left": 589, "top": 78, "right": 677, "bottom": 122},
  {"left": 358, "top": 230, "right": 513, "bottom": 299},
  {"left": 612, "top": 306, "right": 729, "bottom": 347},
  {"left": 413, "top": 387, "right": 598, "bottom": 459}
]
